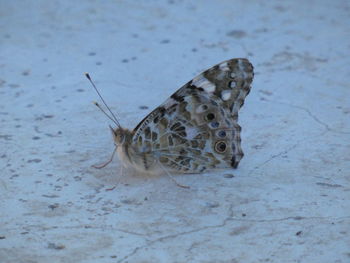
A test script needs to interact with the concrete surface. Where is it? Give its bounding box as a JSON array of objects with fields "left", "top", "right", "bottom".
[{"left": 1, "top": 0, "right": 349, "bottom": 262}]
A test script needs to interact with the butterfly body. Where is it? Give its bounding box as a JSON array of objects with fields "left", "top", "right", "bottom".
[
  {"left": 112, "top": 127, "right": 160, "bottom": 173},
  {"left": 110, "top": 58, "right": 254, "bottom": 174}
]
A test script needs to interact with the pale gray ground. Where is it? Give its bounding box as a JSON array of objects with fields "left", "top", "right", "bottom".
[{"left": 1, "top": 1, "right": 350, "bottom": 262}]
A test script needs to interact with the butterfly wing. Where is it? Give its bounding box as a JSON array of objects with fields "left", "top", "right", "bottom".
[{"left": 131, "top": 58, "right": 253, "bottom": 173}]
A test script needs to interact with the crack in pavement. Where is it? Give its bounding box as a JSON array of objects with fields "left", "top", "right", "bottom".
[
  {"left": 116, "top": 204, "right": 350, "bottom": 263},
  {"left": 248, "top": 96, "right": 350, "bottom": 175},
  {"left": 248, "top": 142, "right": 299, "bottom": 176},
  {"left": 116, "top": 204, "right": 235, "bottom": 263},
  {"left": 6, "top": 224, "right": 146, "bottom": 237},
  {"left": 229, "top": 215, "right": 350, "bottom": 223},
  {"left": 5, "top": 212, "right": 350, "bottom": 263},
  {"left": 248, "top": 128, "right": 328, "bottom": 176},
  {"left": 271, "top": 99, "right": 350, "bottom": 134}
]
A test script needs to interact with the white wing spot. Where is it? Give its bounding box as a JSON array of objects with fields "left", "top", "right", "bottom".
[
  {"left": 163, "top": 98, "right": 177, "bottom": 108},
  {"left": 219, "top": 62, "right": 229, "bottom": 71},
  {"left": 238, "top": 59, "right": 244, "bottom": 70},
  {"left": 185, "top": 126, "right": 198, "bottom": 140},
  {"left": 203, "top": 82, "right": 216, "bottom": 92},
  {"left": 221, "top": 90, "right": 231, "bottom": 101},
  {"left": 192, "top": 75, "right": 216, "bottom": 92}
]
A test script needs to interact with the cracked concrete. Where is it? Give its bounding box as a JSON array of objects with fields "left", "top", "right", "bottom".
[{"left": 1, "top": 0, "right": 350, "bottom": 262}]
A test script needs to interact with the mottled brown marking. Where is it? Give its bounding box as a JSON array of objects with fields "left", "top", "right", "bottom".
[
  {"left": 159, "top": 117, "right": 168, "bottom": 129},
  {"left": 160, "top": 156, "right": 168, "bottom": 163},
  {"left": 151, "top": 132, "right": 158, "bottom": 141},
  {"left": 191, "top": 140, "right": 199, "bottom": 148},
  {"left": 144, "top": 127, "right": 151, "bottom": 139},
  {"left": 168, "top": 135, "right": 174, "bottom": 146}
]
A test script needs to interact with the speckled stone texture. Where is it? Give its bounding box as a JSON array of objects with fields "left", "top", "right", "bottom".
[{"left": 0, "top": 1, "right": 349, "bottom": 262}]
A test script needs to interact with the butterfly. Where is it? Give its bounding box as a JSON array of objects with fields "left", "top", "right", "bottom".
[{"left": 86, "top": 58, "right": 254, "bottom": 182}]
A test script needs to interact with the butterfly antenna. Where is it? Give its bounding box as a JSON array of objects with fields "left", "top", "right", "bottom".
[
  {"left": 85, "top": 73, "right": 121, "bottom": 127},
  {"left": 92, "top": 101, "right": 119, "bottom": 126}
]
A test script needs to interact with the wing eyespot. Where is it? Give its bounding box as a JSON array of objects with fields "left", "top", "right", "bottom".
[
  {"left": 205, "top": 113, "right": 215, "bottom": 121},
  {"left": 210, "top": 121, "right": 220, "bottom": 128},
  {"left": 215, "top": 141, "right": 227, "bottom": 153},
  {"left": 217, "top": 130, "right": 226, "bottom": 138}
]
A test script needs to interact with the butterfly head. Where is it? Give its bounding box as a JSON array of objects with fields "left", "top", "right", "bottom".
[{"left": 109, "top": 126, "right": 132, "bottom": 147}]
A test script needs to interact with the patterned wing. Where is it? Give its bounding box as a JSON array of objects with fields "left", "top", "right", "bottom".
[{"left": 131, "top": 58, "right": 254, "bottom": 173}]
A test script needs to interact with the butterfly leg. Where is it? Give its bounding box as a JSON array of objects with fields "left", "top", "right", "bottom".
[
  {"left": 158, "top": 161, "right": 190, "bottom": 189},
  {"left": 92, "top": 147, "right": 117, "bottom": 169},
  {"left": 105, "top": 164, "right": 123, "bottom": 191}
]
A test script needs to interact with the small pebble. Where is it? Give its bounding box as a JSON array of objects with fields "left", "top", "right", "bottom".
[
  {"left": 48, "top": 203, "right": 59, "bottom": 210},
  {"left": 48, "top": 242, "right": 65, "bottom": 250},
  {"left": 121, "top": 198, "right": 134, "bottom": 205},
  {"left": 22, "top": 70, "right": 30, "bottom": 76},
  {"left": 27, "top": 159, "right": 42, "bottom": 163},
  {"left": 296, "top": 231, "right": 302, "bottom": 236},
  {"left": 226, "top": 30, "right": 247, "bottom": 39},
  {"left": 223, "top": 173, "right": 235, "bottom": 178},
  {"left": 205, "top": 201, "right": 220, "bottom": 208}
]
